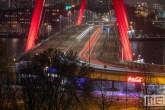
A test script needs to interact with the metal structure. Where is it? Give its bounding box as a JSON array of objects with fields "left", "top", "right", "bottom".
[
  {"left": 25, "top": 0, "right": 45, "bottom": 51},
  {"left": 76, "top": 0, "right": 133, "bottom": 60},
  {"left": 25, "top": 0, "right": 133, "bottom": 61},
  {"left": 76, "top": 0, "right": 86, "bottom": 25},
  {"left": 112, "top": 0, "right": 133, "bottom": 60}
]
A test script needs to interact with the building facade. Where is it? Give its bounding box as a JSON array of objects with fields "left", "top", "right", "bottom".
[{"left": 0, "top": 6, "right": 76, "bottom": 36}]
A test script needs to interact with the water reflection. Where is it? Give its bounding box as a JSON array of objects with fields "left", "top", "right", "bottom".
[
  {"left": 131, "top": 41, "right": 164, "bottom": 65},
  {"left": 6, "top": 38, "right": 26, "bottom": 58}
]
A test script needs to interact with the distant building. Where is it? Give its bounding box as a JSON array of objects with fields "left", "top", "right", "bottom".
[
  {"left": 153, "top": 3, "right": 162, "bottom": 10},
  {"left": 157, "top": 0, "right": 165, "bottom": 10},
  {"left": 0, "top": 0, "right": 8, "bottom": 9},
  {"left": 0, "top": 6, "right": 75, "bottom": 35},
  {"left": 134, "top": 2, "right": 149, "bottom": 17},
  {"left": 9, "top": 0, "right": 35, "bottom": 9},
  {"left": 157, "top": 0, "right": 165, "bottom": 3},
  {"left": 0, "top": 0, "right": 80, "bottom": 9}
]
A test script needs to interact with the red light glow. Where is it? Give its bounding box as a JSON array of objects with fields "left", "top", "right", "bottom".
[
  {"left": 76, "top": 0, "right": 86, "bottom": 25},
  {"left": 112, "top": 0, "right": 133, "bottom": 60},
  {"left": 127, "top": 76, "right": 142, "bottom": 83},
  {"left": 25, "top": 0, "right": 45, "bottom": 51}
]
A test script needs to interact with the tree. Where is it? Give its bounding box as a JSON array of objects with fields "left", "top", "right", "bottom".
[
  {"left": 92, "top": 80, "right": 119, "bottom": 110},
  {"left": 146, "top": 13, "right": 155, "bottom": 21},
  {"left": 0, "top": 38, "right": 9, "bottom": 75},
  {"left": 0, "top": 38, "right": 15, "bottom": 109},
  {"left": 15, "top": 48, "right": 94, "bottom": 110}
]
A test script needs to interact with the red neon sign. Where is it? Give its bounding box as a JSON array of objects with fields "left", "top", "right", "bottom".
[{"left": 127, "top": 76, "right": 142, "bottom": 83}]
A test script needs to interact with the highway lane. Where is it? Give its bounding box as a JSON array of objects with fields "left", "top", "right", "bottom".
[
  {"left": 76, "top": 24, "right": 165, "bottom": 74},
  {"left": 22, "top": 26, "right": 91, "bottom": 56},
  {"left": 22, "top": 23, "right": 165, "bottom": 74},
  {"left": 78, "top": 25, "right": 128, "bottom": 71},
  {"left": 23, "top": 23, "right": 123, "bottom": 71},
  {"left": 53, "top": 25, "right": 126, "bottom": 72},
  {"left": 58, "top": 25, "right": 100, "bottom": 53}
]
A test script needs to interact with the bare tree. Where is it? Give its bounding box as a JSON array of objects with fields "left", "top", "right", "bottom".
[
  {"left": 0, "top": 38, "right": 17, "bottom": 109},
  {"left": 15, "top": 48, "right": 94, "bottom": 110},
  {"left": 91, "top": 80, "right": 119, "bottom": 110}
]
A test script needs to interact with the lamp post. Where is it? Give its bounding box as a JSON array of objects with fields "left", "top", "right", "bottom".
[
  {"left": 90, "top": 11, "right": 92, "bottom": 22},
  {"left": 74, "top": 10, "right": 77, "bottom": 26},
  {"left": 67, "top": 11, "right": 71, "bottom": 35},
  {"left": 163, "top": 40, "right": 165, "bottom": 65},
  {"left": 48, "top": 57, "right": 51, "bottom": 68},
  {"left": 88, "top": 24, "right": 91, "bottom": 67},
  {"left": 93, "top": 12, "right": 95, "bottom": 23},
  {"left": 130, "top": 21, "right": 133, "bottom": 30},
  {"left": 59, "top": 15, "right": 62, "bottom": 42},
  {"left": 93, "top": 12, "right": 94, "bottom": 22},
  {"left": 107, "top": 12, "right": 110, "bottom": 23},
  {"left": 47, "top": 24, "right": 49, "bottom": 38},
  {"left": 140, "top": 30, "right": 142, "bottom": 37},
  {"left": 87, "top": 10, "right": 89, "bottom": 23},
  {"left": 48, "top": 24, "right": 51, "bottom": 38},
  {"left": 125, "top": 68, "right": 128, "bottom": 110},
  {"left": 130, "top": 21, "right": 135, "bottom": 30}
]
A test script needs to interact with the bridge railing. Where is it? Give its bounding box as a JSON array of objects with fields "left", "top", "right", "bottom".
[{"left": 120, "top": 60, "right": 165, "bottom": 71}]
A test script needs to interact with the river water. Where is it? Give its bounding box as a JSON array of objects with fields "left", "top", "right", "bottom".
[{"left": 131, "top": 39, "right": 165, "bottom": 65}]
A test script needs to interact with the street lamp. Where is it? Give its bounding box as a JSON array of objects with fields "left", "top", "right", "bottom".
[
  {"left": 130, "top": 21, "right": 135, "bottom": 30},
  {"left": 125, "top": 67, "right": 128, "bottom": 110},
  {"left": 74, "top": 10, "right": 77, "bottom": 26},
  {"left": 130, "top": 21, "right": 133, "bottom": 30},
  {"left": 48, "top": 56, "right": 51, "bottom": 67},
  {"left": 140, "top": 30, "right": 142, "bottom": 37},
  {"left": 93, "top": 12, "right": 95, "bottom": 23},
  {"left": 59, "top": 15, "right": 62, "bottom": 42},
  {"left": 163, "top": 40, "right": 165, "bottom": 65},
  {"left": 67, "top": 11, "right": 71, "bottom": 25},
  {"left": 48, "top": 24, "right": 51, "bottom": 37},
  {"left": 67, "top": 11, "right": 71, "bottom": 35}
]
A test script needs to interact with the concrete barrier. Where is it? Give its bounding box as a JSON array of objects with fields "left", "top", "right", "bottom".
[{"left": 121, "top": 60, "right": 164, "bottom": 71}]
